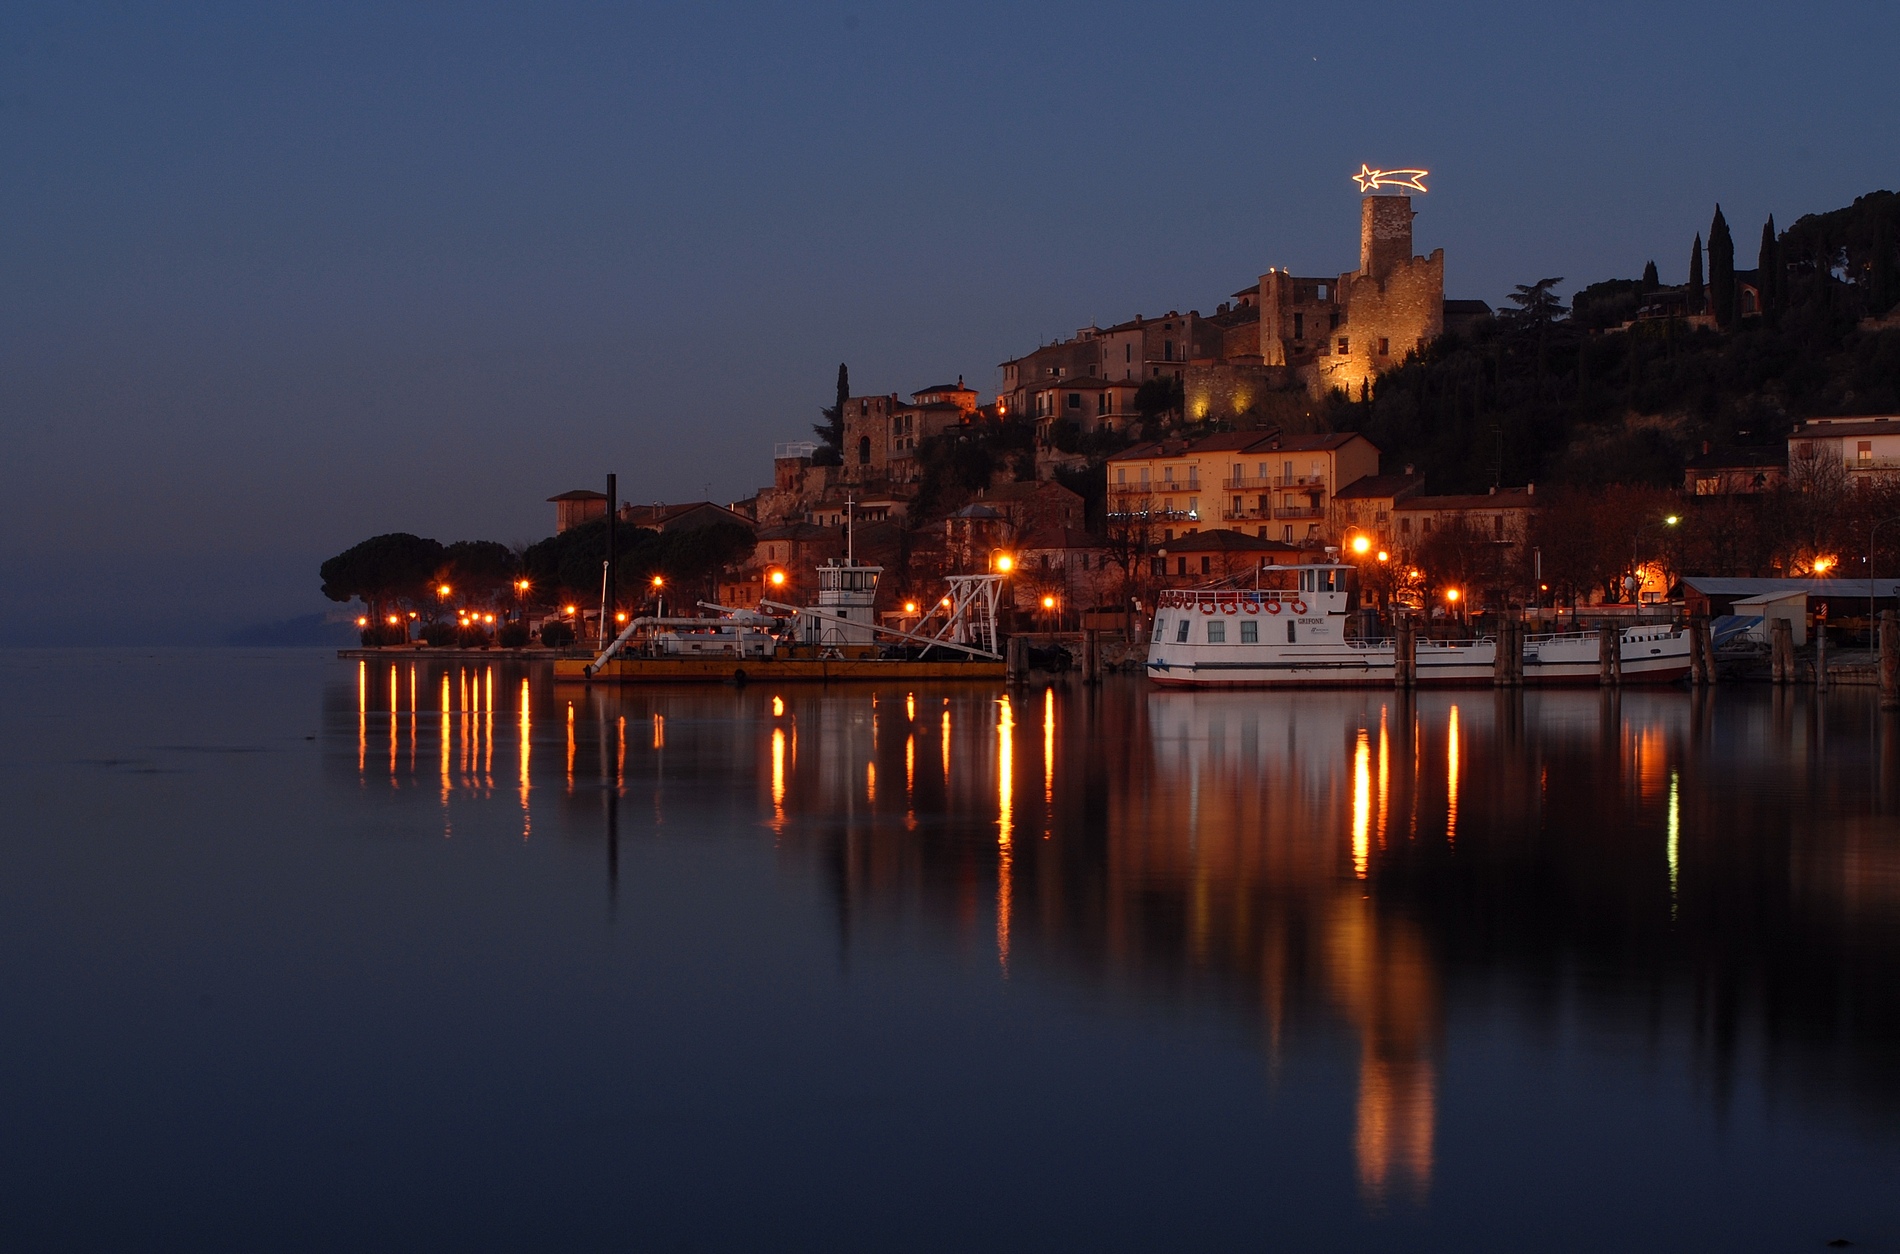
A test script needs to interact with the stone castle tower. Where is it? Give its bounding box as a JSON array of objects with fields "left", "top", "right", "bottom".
[{"left": 1312, "top": 195, "right": 1444, "bottom": 398}]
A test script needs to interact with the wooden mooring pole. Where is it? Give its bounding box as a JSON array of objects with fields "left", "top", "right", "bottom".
[
  {"left": 1881, "top": 611, "right": 1899, "bottom": 711},
  {"left": 1815, "top": 623, "right": 1828, "bottom": 693},
  {"left": 1394, "top": 620, "right": 1415, "bottom": 690},
  {"left": 1598, "top": 623, "right": 1621, "bottom": 688}
]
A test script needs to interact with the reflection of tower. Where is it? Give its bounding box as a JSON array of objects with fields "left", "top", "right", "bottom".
[{"left": 1327, "top": 896, "right": 1438, "bottom": 1205}]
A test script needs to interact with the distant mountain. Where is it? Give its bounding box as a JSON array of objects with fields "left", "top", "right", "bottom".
[{"left": 224, "top": 612, "right": 358, "bottom": 647}]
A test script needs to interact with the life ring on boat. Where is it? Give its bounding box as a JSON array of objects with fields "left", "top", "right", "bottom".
[
  {"left": 1219, "top": 598, "right": 1238, "bottom": 614},
  {"left": 1291, "top": 600, "right": 1307, "bottom": 615},
  {"left": 1265, "top": 599, "right": 1281, "bottom": 614},
  {"left": 1242, "top": 598, "right": 1260, "bottom": 614},
  {"left": 1199, "top": 599, "right": 1215, "bottom": 614}
]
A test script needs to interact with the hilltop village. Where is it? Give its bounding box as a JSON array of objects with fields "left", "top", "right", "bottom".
[{"left": 324, "top": 186, "right": 1900, "bottom": 644}]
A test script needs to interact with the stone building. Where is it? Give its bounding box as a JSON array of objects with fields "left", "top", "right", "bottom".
[
  {"left": 1003, "top": 189, "right": 1456, "bottom": 429},
  {"left": 548, "top": 489, "right": 609, "bottom": 534}
]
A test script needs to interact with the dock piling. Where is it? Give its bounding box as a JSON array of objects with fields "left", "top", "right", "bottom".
[
  {"left": 1882, "top": 611, "right": 1899, "bottom": 710},
  {"left": 1770, "top": 617, "right": 1794, "bottom": 685},
  {"left": 1815, "top": 623, "right": 1829, "bottom": 693},
  {"left": 1598, "top": 623, "right": 1621, "bottom": 687}
]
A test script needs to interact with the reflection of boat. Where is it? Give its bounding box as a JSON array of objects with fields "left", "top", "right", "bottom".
[
  {"left": 556, "top": 559, "right": 1007, "bottom": 683},
  {"left": 1145, "top": 562, "right": 1692, "bottom": 688}
]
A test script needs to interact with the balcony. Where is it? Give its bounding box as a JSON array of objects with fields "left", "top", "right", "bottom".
[
  {"left": 1221, "top": 474, "right": 1327, "bottom": 491},
  {"left": 1275, "top": 505, "right": 1324, "bottom": 520}
]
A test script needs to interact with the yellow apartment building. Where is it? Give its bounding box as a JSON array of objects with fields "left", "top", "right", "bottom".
[{"left": 1107, "top": 431, "right": 1379, "bottom": 545}]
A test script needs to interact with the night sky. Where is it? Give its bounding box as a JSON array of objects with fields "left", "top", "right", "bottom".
[{"left": 4, "top": 2, "right": 1896, "bottom": 643}]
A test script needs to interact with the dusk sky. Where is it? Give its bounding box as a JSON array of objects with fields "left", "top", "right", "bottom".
[{"left": 4, "top": 2, "right": 1897, "bottom": 642}]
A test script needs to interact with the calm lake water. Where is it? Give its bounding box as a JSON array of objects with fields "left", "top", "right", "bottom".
[{"left": 1, "top": 649, "right": 1897, "bottom": 1251}]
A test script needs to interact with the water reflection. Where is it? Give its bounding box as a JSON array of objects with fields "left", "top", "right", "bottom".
[{"left": 333, "top": 666, "right": 1900, "bottom": 1211}]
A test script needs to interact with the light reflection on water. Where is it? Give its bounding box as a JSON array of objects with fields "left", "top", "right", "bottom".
[
  {"left": 10, "top": 651, "right": 1895, "bottom": 1250},
  {"left": 331, "top": 664, "right": 1900, "bottom": 1225}
]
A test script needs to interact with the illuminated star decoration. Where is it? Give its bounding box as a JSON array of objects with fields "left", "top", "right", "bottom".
[{"left": 1353, "top": 165, "right": 1429, "bottom": 194}]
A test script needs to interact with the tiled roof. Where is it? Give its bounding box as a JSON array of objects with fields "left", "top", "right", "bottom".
[
  {"left": 1159, "top": 529, "right": 1296, "bottom": 553},
  {"left": 548, "top": 489, "right": 608, "bottom": 502},
  {"left": 1333, "top": 473, "right": 1425, "bottom": 501}
]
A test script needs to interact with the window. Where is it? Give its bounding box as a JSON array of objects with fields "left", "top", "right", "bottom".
[
  {"left": 1163, "top": 466, "right": 1174, "bottom": 483},
  {"left": 1139, "top": 467, "right": 1150, "bottom": 486},
  {"left": 1338, "top": 337, "right": 1350, "bottom": 355},
  {"left": 1494, "top": 514, "right": 1504, "bottom": 538},
  {"left": 1200, "top": 556, "right": 1212, "bottom": 575},
  {"left": 1378, "top": 337, "right": 1389, "bottom": 356},
  {"left": 1283, "top": 525, "right": 1293, "bottom": 542},
  {"left": 1040, "top": 554, "right": 1051, "bottom": 570},
  {"left": 1187, "top": 497, "right": 1198, "bottom": 515},
  {"left": 1067, "top": 393, "right": 1081, "bottom": 410},
  {"left": 1400, "top": 517, "right": 1412, "bottom": 535},
  {"left": 1240, "top": 620, "right": 1258, "bottom": 644},
  {"left": 1293, "top": 312, "right": 1304, "bottom": 340},
  {"left": 1125, "top": 344, "right": 1132, "bottom": 362},
  {"left": 1286, "top": 620, "right": 1296, "bottom": 643},
  {"left": 1187, "top": 467, "right": 1199, "bottom": 487},
  {"left": 1177, "top": 557, "right": 1188, "bottom": 575},
  {"left": 1164, "top": 498, "right": 1174, "bottom": 513},
  {"left": 1152, "top": 557, "right": 1167, "bottom": 577},
  {"left": 1206, "top": 621, "right": 1226, "bottom": 643},
  {"left": 1317, "top": 284, "right": 1328, "bottom": 300},
  {"left": 1330, "top": 310, "right": 1341, "bottom": 330},
  {"left": 1078, "top": 554, "right": 1089, "bottom": 571},
  {"left": 1234, "top": 496, "right": 1243, "bottom": 514},
  {"left": 1116, "top": 468, "right": 1126, "bottom": 485},
  {"left": 1860, "top": 441, "right": 1874, "bottom": 467},
  {"left": 858, "top": 436, "right": 872, "bottom": 465},
  {"left": 1175, "top": 618, "right": 1190, "bottom": 643}
]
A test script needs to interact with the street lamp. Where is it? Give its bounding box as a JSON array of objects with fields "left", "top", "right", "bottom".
[
  {"left": 1630, "top": 516, "right": 1680, "bottom": 604},
  {"left": 994, "top": 553, "right": 1015, "bottom": 573},
  {"left": 651, "top": 574, "right": 665, "bottom": 619},
  {"left": 1350, "top": 534, "right": 1371, "bottom": 556}
]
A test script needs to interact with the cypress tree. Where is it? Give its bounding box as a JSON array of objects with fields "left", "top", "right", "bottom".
[
  {"left": 1641, "top": 259, "right": 1659, "bottom": 293},
  {"left": 1757, "top": 216, "right": 1779, "bottom": 317},
  {"left": 1708, "top": 205, "right": 1736, "bottom": 329},
  {"left": 813, "top": 362, "right": 850, "bottom": 454},
  {"left": 1687, "top": 234, "right": 1705, "bottom": 316}
]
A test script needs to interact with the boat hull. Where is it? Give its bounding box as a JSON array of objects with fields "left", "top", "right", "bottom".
[{"left": 1146, "top": 627, "right": 1691, "bottom": 689}]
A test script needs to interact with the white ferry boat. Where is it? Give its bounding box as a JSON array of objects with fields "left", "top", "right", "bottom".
[{"left": 1145, "top": 563, "right": 1691, "bottom": 688}]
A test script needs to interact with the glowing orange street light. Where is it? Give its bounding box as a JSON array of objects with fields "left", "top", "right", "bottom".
[
  {"left": 356, "top": 616, "right": 368, "bottom": 627},
  {"left": 563, "top": 604, "right": 578, "bottom": 616},
  {"left": 903, "top": 601, "right": 918, "bottom": 614},
  {"left": 1813, "top": 556, "right": 1836, "bottom": 573},
  {"left": 940, "top": 596, "right": 952, "bottom": 608},
  {"left": 768, "top": 569, "right": 787, "bottom": 588},
  {"left": 482, "top": 613, "right": 495, "bottom": 624},
  {"left": 651, "top": 575, "right": 665, "bottom": 588},
  {"left": 1445, "top": 588, "right": 1462, "bottom": 603},
  {"left": 515, "top": 579, "right": 530, "bottom": 592},
  {"left": 1040, "top": 594, "right": 1057, "bottom": 610},
  {"left": 994, "top": 553, "right": 1014, "bottom": 573},
  {"left": 387, "top": 615, "right": 399, "bottom": 626},
  {"left": 1376, "top": 550, "right": 1389, "bottom": 563},
  {"left": 1350, "top": 535, "right": 1371, "bottom": 555},
  {"left": 437, "top": 584, "right": 452, "bottom": 598}
]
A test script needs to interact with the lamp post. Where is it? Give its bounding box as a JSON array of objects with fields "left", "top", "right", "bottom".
[
  {"left": 1630, "top": 515, "right": 1680, "bottom": 606},
  {"left": 651, "top": 574, "right": 665, "bottom": 621},
  {"left": 1868, "top": 516, "right": 1900, "bottom": 643}
]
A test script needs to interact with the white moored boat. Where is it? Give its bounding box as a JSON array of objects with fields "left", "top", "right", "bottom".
[{"left": 1144, "top": 562, "right": 1691, "bottom": 688}]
